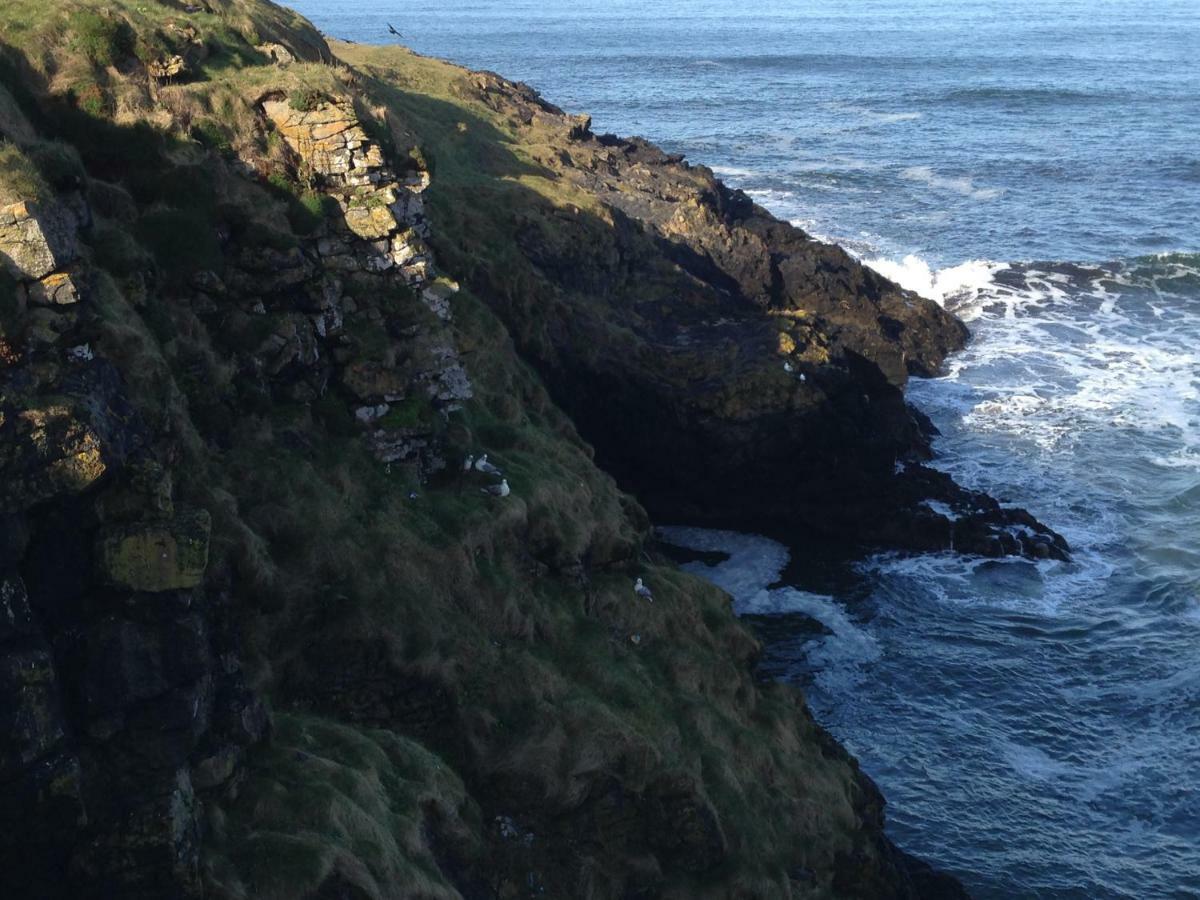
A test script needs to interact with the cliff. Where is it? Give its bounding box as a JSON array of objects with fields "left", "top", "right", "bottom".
[{"left": 0, "top": 2, "right": 1050, "bottom": 897}]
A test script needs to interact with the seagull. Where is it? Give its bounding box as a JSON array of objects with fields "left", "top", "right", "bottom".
[
  {"left": 474, "top": 454, "right": 502, "bottom": 476},
  {"left": 387, "top": 23, "right": 403, "bottom": 38},
  {"left": 463, "top": 454, "right": 475, "bottom": 472},
  {"left": 481, "top": 479, "right": 511, "bottom": 498},
  {"left": 634, "top": 578, "right": 654, "bottom": 602}
]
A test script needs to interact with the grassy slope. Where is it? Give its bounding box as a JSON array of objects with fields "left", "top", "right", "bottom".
[{"left": 0, "top": 4, "right": 907, "bottom": 898}]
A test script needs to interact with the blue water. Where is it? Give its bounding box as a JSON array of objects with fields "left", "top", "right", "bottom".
[{"left": 291, "top": 2, "right": 1200, "bottom": 896}]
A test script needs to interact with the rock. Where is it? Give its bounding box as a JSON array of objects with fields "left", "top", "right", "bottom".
[
  {"left": 440, "top": 67, "right": 1067, "bottom": 556},
  {"left": 0, "top": 404, "right": 107, "bottom": 509},
  {"left": 344, "top": 197, "right": 399, "bottom": 240},
  {"left": 82, "top": 618, "right": 174, "bottom": 715},
  {"left": 0, "top": 575, "right": 35, "bottom": 643},
  {"left": 190, "top": 743, "right": 239, "bottom": 790},
  {"left": 0, "top": 749, "right": 86, "bottom": 896},
  {"left": 96, "top": 460, "right": 175, "bottom": 524},
  {"left": 70, "top": 769, "right": 203, "bottom": 899},
  {"left": 95, "top": 508, "right": 211, "bottom": 593},
  {"left": 255, "top": 42, "right": 296, "bottom": 65},
  {"left": 26, "top": 270, "right": 81, "bottom": 306},
  {"left": 0, "top": 201, "right": 78, "bottom": 282},
  {"left": 421, "top": 279, "right": 458, "bottom": 321},
  {"left": 0, "top": 645, "right": 66, "bottom": 772},
  {"left": 147, "top": 55, "right": 188, "bottom": 80}
]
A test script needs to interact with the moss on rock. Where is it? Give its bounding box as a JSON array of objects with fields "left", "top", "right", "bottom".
[{"left": 96, "top": 507, "right": 211, "bottom": 592}]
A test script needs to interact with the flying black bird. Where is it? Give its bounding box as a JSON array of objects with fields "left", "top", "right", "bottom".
[{"left": 387, "top": 23, "right": 403, "bottom": 38}]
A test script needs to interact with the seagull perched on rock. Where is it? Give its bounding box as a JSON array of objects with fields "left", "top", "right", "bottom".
[
  {"left": 463, "top": 454, "right": 475, "bottom": 472},
  {"left": 634, "top": 577, "right": 654, "bottom": 602},
  {"left": 481, "top": 479, "right": 511, "bottom": 498},
  {"left": 474, "top": 454, "right": 502, "bottom": 477}
]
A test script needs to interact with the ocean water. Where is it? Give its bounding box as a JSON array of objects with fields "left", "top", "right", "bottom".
[{"left": 290, "top": 2, "right": 1200, "bottom": 896}]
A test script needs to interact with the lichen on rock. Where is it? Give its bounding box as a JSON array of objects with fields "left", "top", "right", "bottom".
[{"left": 96, "top": 507, "right": 211, "bottom": 593}]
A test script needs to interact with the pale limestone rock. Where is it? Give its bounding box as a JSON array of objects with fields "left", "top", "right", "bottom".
[{"left": 0, "top": 201, "right": 78, "bottom": 282}]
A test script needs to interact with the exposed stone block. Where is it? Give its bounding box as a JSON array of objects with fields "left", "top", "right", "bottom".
[{"left": 96, "top": 508, "right": 211, "bottom": 593}]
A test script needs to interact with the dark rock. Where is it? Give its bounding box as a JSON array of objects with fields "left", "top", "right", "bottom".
[
  {"left": 0, "top": 646, "right": 68, "bottom": 782},
  {"left": 0, "top": 750, "right": 87, "bottom": 898},
  {"left": 0, "top": 574, "right": 36, "bottom": 644},
  {"left": 69, "top": 768, "right": 202, "bottom": 900},
  {"left": 445, "top": 69, "right": 1065, "bottom": 561}
]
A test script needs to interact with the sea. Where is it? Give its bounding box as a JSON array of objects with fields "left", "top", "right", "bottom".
[{"left": 288, "top": 2, "right": 1200, "bottom": 896}]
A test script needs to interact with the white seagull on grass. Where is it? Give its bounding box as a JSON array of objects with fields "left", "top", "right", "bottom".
[
  {"left": 481, "top": 479, "right": 511, "bottom": 498},
  {"left": 474, "top": 454, "right": 503, "bottom": 476},
  {"left": 634, "top": 578, "right": 654, "bottom": 602}
]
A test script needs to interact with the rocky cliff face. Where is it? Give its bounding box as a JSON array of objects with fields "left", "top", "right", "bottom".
[
  {"left": 354, "top": 58, "right": 1066, "bottom": 562},
  {"left": 0, "top": 2, "right": 1054, "bottom": 898}
]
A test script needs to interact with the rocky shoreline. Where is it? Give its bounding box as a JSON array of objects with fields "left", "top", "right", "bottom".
[
  {"left": 409, "top": 64, "right": 1068, "bottom": 563},
  {"left": 0, "top": 2, "right": 1064, "bottom": 897}
]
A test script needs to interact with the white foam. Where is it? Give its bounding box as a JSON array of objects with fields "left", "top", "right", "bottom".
[
  {"left": 656, "top": 527, "right": 788, "bottom": 603},
  {"left": 900, "top": 165, "right": 1005, "bottom": 201},
  {"left": 862, "top": 254, "right": 1003, "bottom": 304},
  {"left": 922, "top": 499, "right": 956, "bottom": 519},
  {"left": 657, "top": 526, "right": 880, "bottom": 692},
  {"left": 840, "top": 104, "right": 923, "bottom": 125},
  {"left": 709, "top": 164, "right": 755, "bottom": 179}
]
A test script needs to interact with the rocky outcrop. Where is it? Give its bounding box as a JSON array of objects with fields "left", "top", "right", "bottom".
[
  {"left": 0, "top": 183, "right": 259, "bottom": 897},
  {"left": 425, "top": 66, "right": 1066, "bottom": 560},
  {"left": 255, "top": 96, "right": 472, "bottom": 470},
  {"left": 261, "top": 97, "right": 435, "bottom": 284}
]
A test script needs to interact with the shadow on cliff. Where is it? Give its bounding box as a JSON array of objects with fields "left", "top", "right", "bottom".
[{"left": 351, "top": 74, "right": 921, "bottom": 545}]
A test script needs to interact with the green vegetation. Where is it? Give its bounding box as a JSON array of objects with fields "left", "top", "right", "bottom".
[
  {"left": 136, "top": 209, "right": 223, "bottom": 283},
  {"left": 25, "top": 140, "right": 85, "bottom": 191},
  {"left": 191, "top": 119, "right": 234, "bottom": 157},
  {"left": 205, "top": 714, "right": 472, "bottom": 900},
  {"left": 0, "top": 3, "right": 899, "bottom": 895},
  {"left": 67, "top": 9, "right": 134, "bottom": 66},
  {"left": 263, "top": 171, "right": 338, "bottom": 235},
  {"left": 288, "top": 86, "right": 328, "bottom": 112},
  {"left": 0, "top": 141, "right": 48, "bottom": 203}
]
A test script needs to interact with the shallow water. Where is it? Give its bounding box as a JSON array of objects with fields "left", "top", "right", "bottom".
[{"left": 291, "top": 2, "right": 1200, "bottom": 895}]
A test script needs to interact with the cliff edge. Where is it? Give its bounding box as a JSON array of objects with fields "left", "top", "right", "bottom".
[{"left": 0, "top": 1, "right": 1047, "bottom": 897}]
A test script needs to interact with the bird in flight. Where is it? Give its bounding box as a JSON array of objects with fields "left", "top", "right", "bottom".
[{"left": 387, "top": 23, "right": 403, "bottom": 38}]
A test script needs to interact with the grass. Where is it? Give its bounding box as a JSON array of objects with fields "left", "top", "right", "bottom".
[
  {"left": 67, "top": 9, "right": 134, "bottom": 67},
  {"left": 205, "top": 713, "right": 473, "bottom": 900},
  {"left": 0, "top": 4, "right": 909, "bottom": 895},
  {"left": 135, "top": 208, "right": 223, "bottom": 284},
  {"left": 0, "top": 140, "right": 48, "bottom": 203}
]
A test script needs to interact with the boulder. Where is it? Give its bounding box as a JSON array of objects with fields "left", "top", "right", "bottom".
[
  {"left": 96, "top": 508, "right": 211, "bottom": 593},
  {"left": 0, "top": 404, "right": 107, "bottom": 510},
  {"left": 0, "top": 201, "right": 78, "bottom": 282},
  {"left": 26, "top": 270, "right": 81, "bottom": 306}
]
